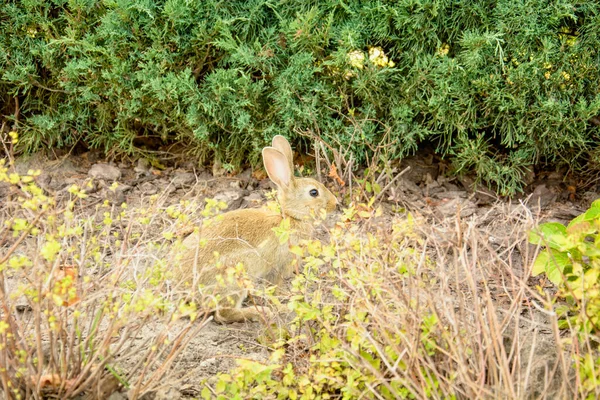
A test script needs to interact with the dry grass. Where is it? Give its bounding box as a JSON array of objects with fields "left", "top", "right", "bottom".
[{"left": 0, "top": 162, "right": 217, "bottom": 399}]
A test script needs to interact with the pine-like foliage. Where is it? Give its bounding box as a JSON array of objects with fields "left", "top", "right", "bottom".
[{"left": 1, "top": 0, "right": 600, "bottom": 193}]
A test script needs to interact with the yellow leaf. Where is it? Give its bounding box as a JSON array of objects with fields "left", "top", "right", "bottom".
[
  {"left": 290, "top": 245, "right": 304, "bottom": 257},
  {"left": 358, "top": 210, "right": 371, "bottom": 218},
  {"left": 41, "top": 240, "right": 61, "bottom": 262}
]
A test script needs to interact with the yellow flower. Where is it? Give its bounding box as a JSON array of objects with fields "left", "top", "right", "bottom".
[
  {"left": 8, "top": 131, "right": 18, "bottom": 144},
  {"left": 369, "top": 46, "right": 390, "bottom": 67},
  {"left": 348, "top": 50, "right": 365, "bottom": 69},
  {"left": 438, "top": 43, "right": 450, "bottom": 56}
]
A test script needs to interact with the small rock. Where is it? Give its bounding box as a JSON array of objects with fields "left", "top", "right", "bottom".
[
  {"left": 437, "top": 198, "right": 477, "bottom": 218},
  {"left": 171, "top": 171, "right": 196, "bottom": 188},
  {"left": 529, "top": 184, "right": 557, "bottom": 209},
  {"left": 49, "top": 178, "right": 69, "bottom": 192},
  {"left": 196, "top": 170, "right": 213, "bottom": 181},
  {"left": 259, "top": 179, "right": 274, "bottom": 190},
  {"left": 200, "top": 358, "right": 217, "bottom": 369},
  {"left": 238, "top": 168, "right": 253, "bottom": 181},
  {"left": 134, "top": 158, "right": 151, "bottom": 175},
  {"left": 397, "top": 178, "right": 421, "bottom": 195},
  {"left": 89, "top": 163, "right": 121, "bottom": 181},
  {"left": 81, "top": 179, "right": 100, "bottom": 195},
  {"left": 547, "top": 203, "right": 584, "bottom": 221},
  {"left": 106, "top": 184, "right": 131, "bottom": 205},
  {"left": 423, "top": 153, "right": 435, "bottom": 165},
  {"left": 139, "top": 181, "right": 158, "bottom": 195},
  {"left": 424, "top": 180, "right": 445, "bottom": 196},
  {"left": 155, "top": 178, "right": 176, "bottom": 195},
  {"left": 214, "top": 190, "right": 245, "bottom": 209}
]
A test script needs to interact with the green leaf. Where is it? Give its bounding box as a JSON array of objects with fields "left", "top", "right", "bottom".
[
  {"left": 41, "top": 240, "right": 61, "bottom": 262},
  {"left": 568, "top": 206, "right": 600, "bottom": 229},
  {"left": 532, "top": 252, "right": 549, "bottom": 277},
  {"left": 567, "top": 221, "right": 594, "bottom": 237},
  {"left": 532, "top": 248, "right": 570, "bottom": 285},
  {"left": 545, "top": 249, "right": 570, "bottom": 286},
  {"left": 373, "top": 182, "right": 382, "bottom": 195},
  {"left": 529, "top": 222, "right": 567, "bottom": 250},
  {"left": 581, "top": 242, "right": 600, "bottom": 258}
]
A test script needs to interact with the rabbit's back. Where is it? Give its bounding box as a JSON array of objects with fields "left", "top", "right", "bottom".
[{"left": 175, "top": 208, "right": 304, "bottom": 289}]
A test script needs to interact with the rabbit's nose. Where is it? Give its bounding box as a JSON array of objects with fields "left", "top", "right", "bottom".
[{"left": 333, "top": 197, "right": 341, "bottom": 211}]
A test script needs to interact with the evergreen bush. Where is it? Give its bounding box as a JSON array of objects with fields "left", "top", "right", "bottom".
[{"left": 2, "top": 0, "right": 600, "bottom": 193}]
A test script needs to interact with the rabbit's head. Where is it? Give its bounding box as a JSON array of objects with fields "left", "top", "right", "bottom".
[{"left": 262, "top": 135, "right": 338, "bottom": 221}]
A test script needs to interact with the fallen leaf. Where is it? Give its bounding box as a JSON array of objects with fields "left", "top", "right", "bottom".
[
  {"left": 328, "top": 164, "right": 345, "bottom": 186},
  {"left": 37, "top": 374, "right": 61, "bottom": 388}
]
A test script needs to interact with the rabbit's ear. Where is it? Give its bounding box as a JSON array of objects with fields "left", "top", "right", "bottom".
[
  {"left": 272, "top": 135, "right": 294, "bottom": 172},
  {"left": 263, "top": 147, "right": 292, "bottom": 189}
]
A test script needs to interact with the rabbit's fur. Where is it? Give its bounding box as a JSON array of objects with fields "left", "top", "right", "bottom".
[{"left": 175, "top": 136, "right": 338, "bottom": 323}]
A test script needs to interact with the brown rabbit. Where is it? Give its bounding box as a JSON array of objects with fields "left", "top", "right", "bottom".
[{"left": 175, "top": 135, "right": 338, "bottom": 323}]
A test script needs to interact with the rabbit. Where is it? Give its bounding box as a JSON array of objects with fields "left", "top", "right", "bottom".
[{"left": 174, "top": 135, "right": 338, "bottom": 323}]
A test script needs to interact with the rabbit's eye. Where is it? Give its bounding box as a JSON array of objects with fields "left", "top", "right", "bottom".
[{"left": 309, "top": 189, "right": 319, "bottom": 197}]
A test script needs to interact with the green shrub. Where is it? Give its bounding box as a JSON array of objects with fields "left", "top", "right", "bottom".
[
  {"left": 2, "top": 1, "right": 600, "bottom": 193},
  {"left": 530, "top": 200, "right": 600, "bottom": 395},
  {"left": 530, "top": 200, "right": 600, "bottom": 334}
]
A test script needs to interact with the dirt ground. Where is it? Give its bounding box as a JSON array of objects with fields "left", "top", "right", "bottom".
[{"left": 4, "top": 146, "right": 599, "bottom": 399}]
